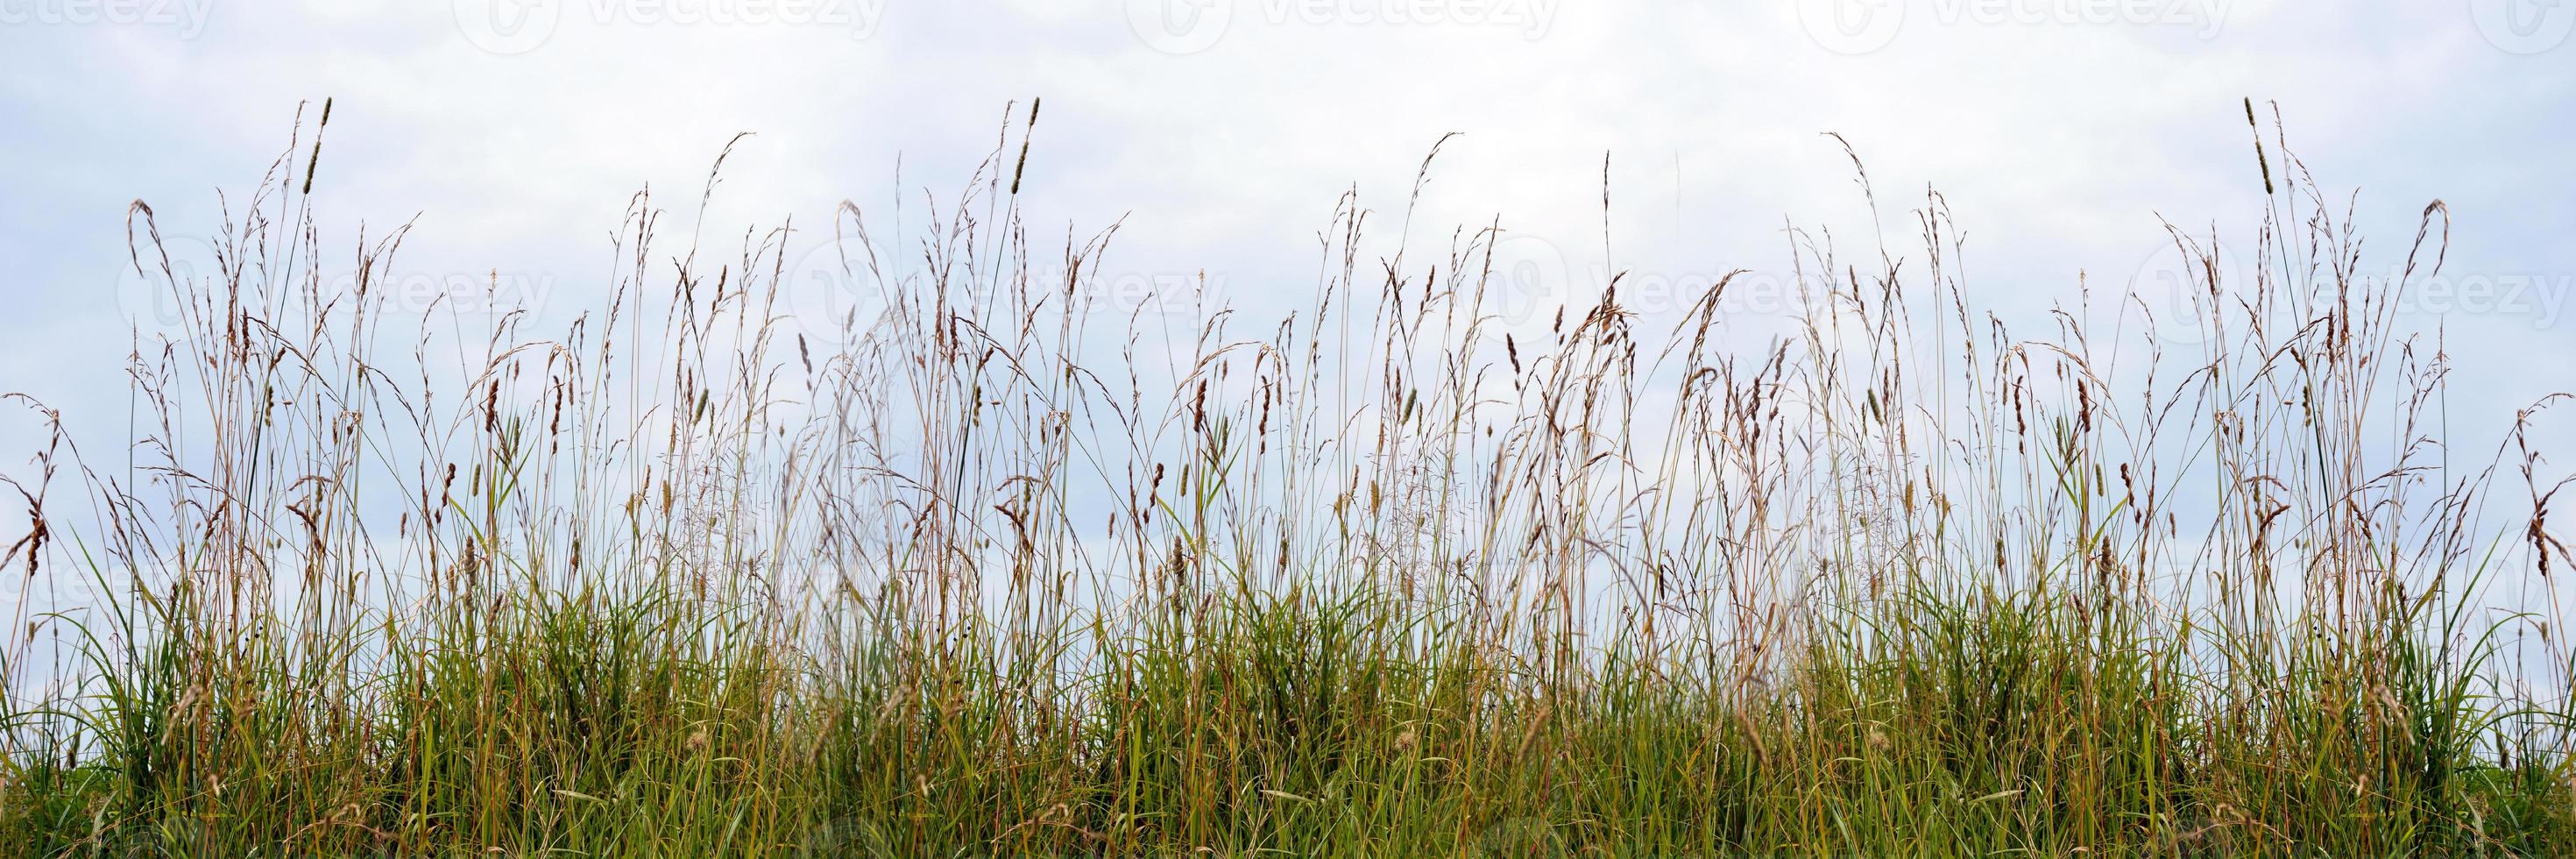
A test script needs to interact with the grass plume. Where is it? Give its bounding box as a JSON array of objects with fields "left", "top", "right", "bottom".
[{"left": 3, "top": 103, "right": 2573, "bottom": 856}]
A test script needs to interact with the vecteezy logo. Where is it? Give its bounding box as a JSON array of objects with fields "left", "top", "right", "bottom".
[
  {"left": 794, "top": 815, "right": 878, "bottom": 857},
  {"left": 2127, "top": 237, "right": 2251, "bottom": 348},
  {"left": 114, "top": 234, "right": 218, "bottom": 337},
  {"left": 1127, "top": 0, "right": 1232, "bottom": 54},
  {"left": 0, "top": 0, "right": 215, "bottom": 39},
  {"left": 2470, "top": 0, "right": 2574, "bottom": 53},
  {"left": 1476, "top": 815, "right": 1568, "bottom": 857},
  {"left": 1798, "top": 0, "right": 1905, "bottom": 55},
  {"left": 782, "top": 233, "right": 893, "bottom": 348},
  {"left": 455, "top": 0, "right": 562, "bottom": 56},
  {"left": 1488, "top": 233, "right": 1571, "bottom": 327}
]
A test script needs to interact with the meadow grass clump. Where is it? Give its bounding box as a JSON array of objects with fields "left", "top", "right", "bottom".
[{"left": 3, "top": 101, "right": 2574, "bottom": 856}]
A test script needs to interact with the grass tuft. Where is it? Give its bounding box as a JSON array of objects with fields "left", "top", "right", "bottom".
[{"left": 4, "top": 103, "right": 2574, "bottom": 856}]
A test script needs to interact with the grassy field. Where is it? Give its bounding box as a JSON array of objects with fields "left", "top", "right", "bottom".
[{"left": 4, "top": 103, "right": 2573, "bottom": 856}]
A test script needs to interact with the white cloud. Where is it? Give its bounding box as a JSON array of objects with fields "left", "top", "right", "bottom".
[{"left": 3, "top": 1, "right": 2573, "bottom": 564}]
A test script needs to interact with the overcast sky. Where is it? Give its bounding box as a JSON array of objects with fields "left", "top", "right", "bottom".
[{"left": 4, "top": 3, "right": 2574, "bottom": 607}]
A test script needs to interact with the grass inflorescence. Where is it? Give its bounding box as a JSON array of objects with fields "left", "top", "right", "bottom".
[{"left": 3, "top": 102, "right": 2573, "bottom": 856}]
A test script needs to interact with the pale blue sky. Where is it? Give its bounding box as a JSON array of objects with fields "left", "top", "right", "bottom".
[{"left": 3, "top": 3, "right": 2573, "bottom": 619}]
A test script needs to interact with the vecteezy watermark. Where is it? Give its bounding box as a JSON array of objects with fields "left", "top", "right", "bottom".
[
  {"left": 2127, "top": 237, "right": 2244, "bottom": 348},
  {"left": 1072, "top": 269, "right": 1225, "bottom": 319},
  {"left": 1797, "top": 0, "right": 2232, "bottom": 55},
  {"left": 1125, "top": 0, "right": 1560, "bottom": 55},
  {"left": 795, "top": 815, "right": 877, "bottom": 857},
  {"left": 1486, "top": 232, "right": 1574, "bottom": 326},
  {"left": 1483, "top": 233, "right": 1823, "bottom": 328},
  {"left": 1476, "top": 815, "right": 1568, "bottom": 857},
  {"left": 337, "top": 269, "right": 561, "bottom": 319},
  {"left": 782, "top": 236, "right": 1221, "bottom": 347},
  {"left": 782, "top": 234, "right": 892, "bottom": 347},
  {"left": 1797, "top": 0, "right": 1906, "bottom": 54},
  {"left": 2128, "top": 237, "right": 2575, "bottom": 347},
  {"left": 453, "top": 0, "right": 885, "bottom": 56},
  {"left": 2469, "top": 0, "right": 2575, "bottom": 53},
  {"left": 114, "top": 233, "right": 221, "bottom": 335},
  {"left": 2387, "top": 270, "right": 2574, "bottom": 330},
  {"left": 0, "top": 0, "right": 211, "bottom": 38},
  {"left": 114, "top": 237, "right": 558, "bottom": 336}
]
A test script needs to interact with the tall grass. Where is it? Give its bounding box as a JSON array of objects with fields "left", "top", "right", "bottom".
[{"left": 3, "top": 100, "right": 2573, "bottom": 856}]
